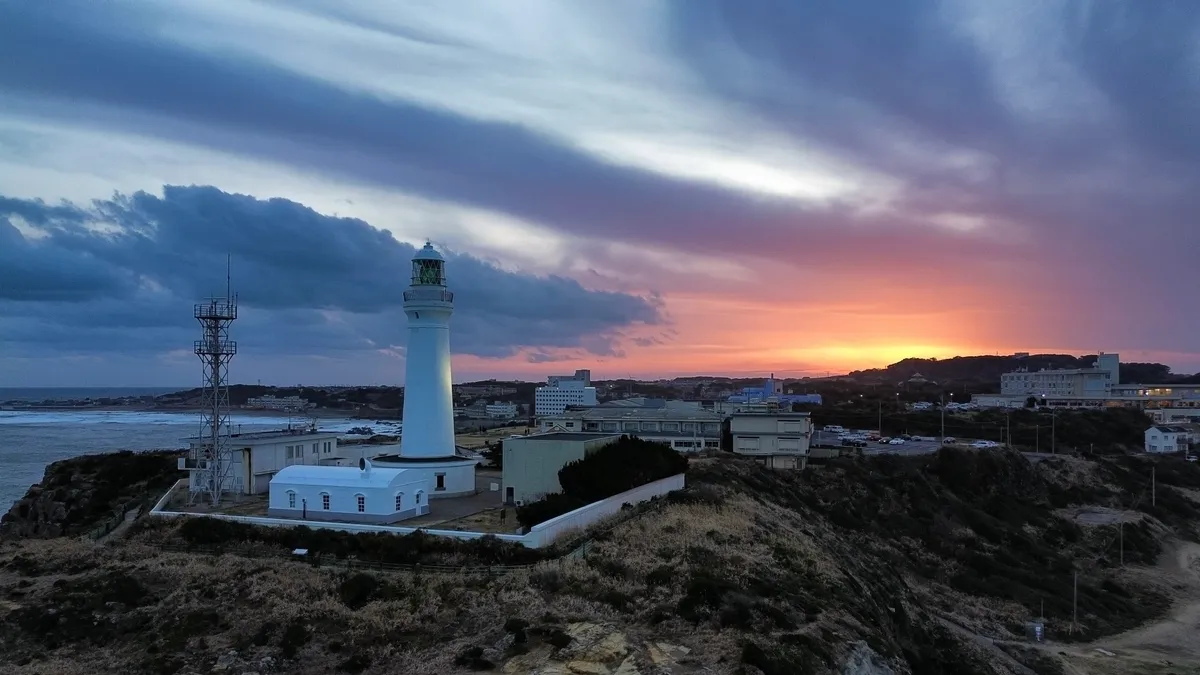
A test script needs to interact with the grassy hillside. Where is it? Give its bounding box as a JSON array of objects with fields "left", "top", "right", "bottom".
[{"left": 3, "top": 448, "right": 1200, "bottom": 674}]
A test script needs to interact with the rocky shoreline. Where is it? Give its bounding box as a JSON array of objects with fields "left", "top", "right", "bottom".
[{"left": 0, "top": 450, "right": 183, "bottom": 540}]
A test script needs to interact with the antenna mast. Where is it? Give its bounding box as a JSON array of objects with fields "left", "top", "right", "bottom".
[{"left": 190, "top": 257, "right": 239, "bottom": 505}]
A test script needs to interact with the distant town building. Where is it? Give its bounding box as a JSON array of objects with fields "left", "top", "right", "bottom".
[
  {"left": 535, "top": 369, "right": 597, "bottom": 416},
  {"left": 486, "top": 401, "right": 518, "bottom": 419},
  {"left": 977, "top": 352, "right": 1200, "bottom": 413},
  {"left": 730, "top": 412, "right": 812, "bottom": 470},
  {"left": 1000, "top": 353, "right": 1119, "bottom": 398},
  {"left": 726, "top": 375, "right": 822, "bottom": 406},
  {"left": 537, "top": 407, "right": 722, "bottom": 452},
  {"left": 245, "top": 394, "right": 314, "bottom": 411}
]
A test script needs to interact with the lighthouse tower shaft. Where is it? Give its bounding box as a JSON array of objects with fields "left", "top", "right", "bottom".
[{"left": 400, "top": 244, "right": 457, "bottom": 459}]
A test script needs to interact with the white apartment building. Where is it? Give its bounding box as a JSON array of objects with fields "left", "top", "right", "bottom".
[
  {"left": 485, "top": 401, "right": 518, "bottom": 419},
  {"left": 535, "top": 369, "right": 597, "bottom": 415},
  {"left": 730, "top": 412, "right": 812, "bottom": 470},
  {"left": 1000, "top": 353, "right": 1119, "bottom": 399},
  {"left": 537, "top": 407, "right": 723, "bottom": 452}
]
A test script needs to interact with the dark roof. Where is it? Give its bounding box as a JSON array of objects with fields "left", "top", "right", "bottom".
[
  {"left": 1152, "top": 425, "right": 1192, "bottom": 433},
  {"left": 510, "top": 432, "right": 621, "bottom": 442}
]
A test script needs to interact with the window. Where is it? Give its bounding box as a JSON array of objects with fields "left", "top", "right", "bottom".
[
  {"left": 312, "top": 443, "right": 318, "bottom": 455},
  {"left": 395, "top": 493, "right": 404, "bottom": 511},
  {"left": 286, "top": 445, "right": 294, "bottom": 459},
  {"left": 321, "top": 493, "right": 330, "bottom": 510},
  {"left": 356, "top": 494, "right": 365, "bottom": 513},
  {"left": 435, "top": 473, "right": 446, "bottom": 491},
  {"left": 415, "top": 492, "right": 422, "bottom": 505},
  {"left": 287, "top": 491, "right": 296, "bottom": 509}
]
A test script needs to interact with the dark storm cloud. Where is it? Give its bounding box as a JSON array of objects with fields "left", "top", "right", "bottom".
[
  {"left": 0, "top": 0, "right": 988, "bottom": 272},
  {"left": 0, "top": 187, "right": 661, "bottom": 359}
]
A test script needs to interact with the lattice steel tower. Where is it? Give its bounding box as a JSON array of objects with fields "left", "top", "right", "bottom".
[{"left": 191, "top": 267, "right": 238, "bottom": 506}]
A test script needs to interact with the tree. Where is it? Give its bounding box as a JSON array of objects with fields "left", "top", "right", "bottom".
[
  {"left": 481, "top": 441, "right": 503, "bottom": 469},
  {"left": 1025, "top": 396, "right": 1039, "bottom": 409}
]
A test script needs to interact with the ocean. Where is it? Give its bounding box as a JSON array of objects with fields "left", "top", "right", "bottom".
[{"left": 0, "top": 409, "right": 395, "bottom": 511}]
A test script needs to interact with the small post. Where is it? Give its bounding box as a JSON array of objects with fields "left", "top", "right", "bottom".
[
  {"left": 1119, "top": 521, "right": 1124, "bottom": 566},
  {"left": 1152, "top": 467, "right": 1156, "bottom": 507}
]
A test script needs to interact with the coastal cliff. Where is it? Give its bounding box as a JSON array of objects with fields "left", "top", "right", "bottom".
[
  {"left": 0, "top": 450, "right": 182, "bottom": 539},
  {"left": 3, "top": 448, "right": 1200, "bottom": 673}
]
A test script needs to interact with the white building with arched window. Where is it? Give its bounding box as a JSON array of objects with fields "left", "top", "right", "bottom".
[{"left": 267, "top": 460, "right": 429, "bottom": 523}]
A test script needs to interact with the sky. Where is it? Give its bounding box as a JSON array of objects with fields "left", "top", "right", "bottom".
[{"left": 1, "top": 0, "right": 1198, "bottom": 387}]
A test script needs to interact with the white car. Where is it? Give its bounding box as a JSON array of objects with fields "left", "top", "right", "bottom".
[
  {"left": 971, "top": 440, "right": 998, "bottom": 448},
  {"left": 1187, "top": 455, "right": 1198, "bottom": 463},
  {"left": 889, "top": 438, "right": 906, "bottom": 445}
]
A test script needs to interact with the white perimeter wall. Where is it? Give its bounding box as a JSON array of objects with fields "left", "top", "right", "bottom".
[{"left": 153, "top": 474, "right": 684, "bottom": 548}]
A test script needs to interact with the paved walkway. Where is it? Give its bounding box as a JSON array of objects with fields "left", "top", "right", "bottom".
[{"left": 402, "top": 470, "right": 505, "bottom": 528}]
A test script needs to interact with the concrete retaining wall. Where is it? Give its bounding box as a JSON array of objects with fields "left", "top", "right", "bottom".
[{"left": 150, "top": 474, "right": 684, "bottom": 548}]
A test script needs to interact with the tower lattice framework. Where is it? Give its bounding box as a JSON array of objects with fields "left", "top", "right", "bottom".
[{"left": 192, "top": 294, "right": 238, "bottom": 505}]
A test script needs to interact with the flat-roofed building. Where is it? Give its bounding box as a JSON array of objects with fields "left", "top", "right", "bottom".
[
  {"left": 500, "top": 432, "right": 620, "bottom": 505},
  {"left": 181, "top": 427, "right": 340, "bottom": 496},
  {"left": 536, "top": 407, "right": 723, "bottom": 452},
  {"left": 730, "top": 412, "right": 813, "bottom": 470}
]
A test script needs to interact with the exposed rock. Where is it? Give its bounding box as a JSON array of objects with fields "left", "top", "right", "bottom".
[
  {"left": 584, "top": 633, "right": 628, "bottom": 663},
  {"left": 613, "top": 657, "right": 641, "bottom": 675},
  {"left": 841, "top": 642, "right": 897, "bottom": 675},
  {"left": 566, "top": 661, "right": 609, "bottom": 675}
]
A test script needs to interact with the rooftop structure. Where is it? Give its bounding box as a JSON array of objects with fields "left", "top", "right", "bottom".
[{"left": 537, "top": 407, "right": 723, "bottom": 453}]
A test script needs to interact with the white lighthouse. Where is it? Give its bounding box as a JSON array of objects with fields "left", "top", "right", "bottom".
[
  {"left": 376, "top": 242, "right": 478, "bottom": 498},
  {"left": 399, "top": 242, "right": 457, "bottom": 458}
]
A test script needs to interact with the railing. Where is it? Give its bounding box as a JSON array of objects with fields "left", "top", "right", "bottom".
[
  {"left": 194, "top": 339, "right": 238, "bottom": 355},
  {"left": 194, "top": 301, "right": 237, "bottom": 319},
  {"left": 403, "top": 289, "right": 454, "bottom": 303}
]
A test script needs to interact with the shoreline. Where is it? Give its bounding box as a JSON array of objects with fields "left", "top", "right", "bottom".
[{"left": 0, "top": 405, "right": 359, "bottom": 419}]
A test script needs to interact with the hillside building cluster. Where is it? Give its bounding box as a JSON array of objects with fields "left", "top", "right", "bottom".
[{"left": 974, "top": 353, "right": 1200, "bottom": 426}]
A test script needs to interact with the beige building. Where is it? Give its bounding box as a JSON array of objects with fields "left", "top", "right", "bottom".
[
  {"left": 730, "top": 412, "right": 812, "bottom": 470},
  {"left": 536, "top": 407, "right": 723, "bottom": 452},
  {"left": 501, "top": 432, "right": 619, "bottom": 505}
]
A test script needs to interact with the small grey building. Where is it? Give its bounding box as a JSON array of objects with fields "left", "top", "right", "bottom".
[{"left": 501, "top": 432, "right": 619, "bottom": 505}]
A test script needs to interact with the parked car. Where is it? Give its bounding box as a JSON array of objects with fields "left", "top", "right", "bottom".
[
  {"left": 879, "top": 437, "right": 892, "bottom": 444},
  {"left": 889, "top": 438, "right": 906, "bottom": 445},
  {"left": 1187, "top": 455, "right": 1198, "bottom": 463},
  {"left": 943, "top": 437, "right": 958, "bottom": 444}
]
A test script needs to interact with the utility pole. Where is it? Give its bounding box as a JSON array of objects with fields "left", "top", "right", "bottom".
[
  {"left": 1152, "top": 466, "right": 1156, "bottom": 507},
  {"left": 878, "top": 399, "right": 882, "bottom": 435},
  {"left": 1036, "top": 425, "right": 1040, "bottom": 453},
  {"left": 1006, "top": 409, "right": 1011, "bottom": 449},
  {"left": 1072, "top": 570, "right": 1078, "bottom": 633},
  {"left": 940, "top": 393, "right": 945, "bottom": 444},
  {"left": 1052, "top": 411, "right": 1056, "bottom": 454},
  {"left": 1119, "top": 521, "right": 1124, "bottom": 566}
]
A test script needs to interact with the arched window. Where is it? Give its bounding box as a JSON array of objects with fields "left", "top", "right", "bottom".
[
  {"left": 395, "top": 492, "right": 404, "bottom": 511},
  {"left": 320, "top": 492, "right": 330, "bottom": 510},
  {"left": 415, "top": 491, "right": 423, "bottom": 505},
  {"left": 287, "top": 491, "right": 296, "bottom": 509},
  {"left": 356, "top": 494, "right": 366, "bottom": 513}
]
